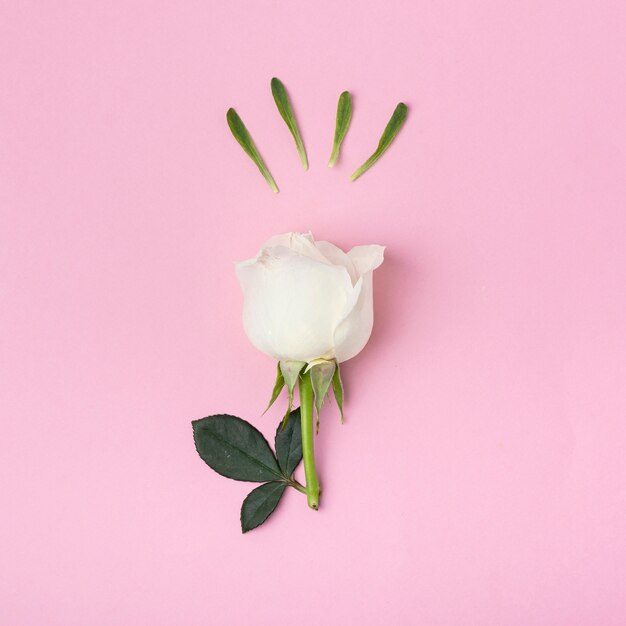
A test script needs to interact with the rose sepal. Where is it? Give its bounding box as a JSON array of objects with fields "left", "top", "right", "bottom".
[
  {"left": 278, "top": 360, "right": 306, "bottom": 430},
  {"left": 306, "top": 358, "right": 337, "bottom": 433}
]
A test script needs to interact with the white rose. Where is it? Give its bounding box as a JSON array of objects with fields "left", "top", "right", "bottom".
[{"left": 235, "top": 232, "right": 384, "bottom": 364}]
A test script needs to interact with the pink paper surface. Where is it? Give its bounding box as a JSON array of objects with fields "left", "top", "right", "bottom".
[{"left": 2, "top": 2, "right": 626, "bottom": 625}]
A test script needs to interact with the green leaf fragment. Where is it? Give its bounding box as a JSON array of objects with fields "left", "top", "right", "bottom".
[
  {"left": 263, "top": 362, "right": 285, "bottom": 415},
  {"left": 350, "top": 102, "right": 408, "bottom": 182},
  {"left": 226, "top": 108, "right": 279, "bottom": 193},
  {"left": 192, "top": 414, "right": 282, "bottom": 482},
  {"left": 240, "top": 481, "right": 286, "bottom": 533},
  {"left": 274, "top": 408, "right": 303, "bottom": 476},
  {"left": 331, "top": 364, "right": 345, "bottom": 423},
  {"left": 279, "top": 361, "right": 306, "bottom": 430},
  {"left": 309, "top": 360, "right": 336, "bottom": 433},
  {"left": 328, "top": 91, "right": 352, "bottom": 167},
  {"left": 271, "top": 77, "right": 308, "bottom": 170}
]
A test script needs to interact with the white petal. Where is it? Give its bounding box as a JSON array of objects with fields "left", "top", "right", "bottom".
[
  {"left": 260, "top": 232, "right": 294, "bottom": 250},
  {"left": 262, "top": 232, "right": 329, "bottom": 265},
  {"left": 333, "top": 246, "right": 384, "bottom": 362},
  {"left": 333, "top": 273, "right": 375, "bottom": 363},
  {"left": 236, "top": 248, "right": 352, "bottom": 362},
  {"left": 347, "top": 245, "right": 385, "bottom": 278},
  {"left": 315, "top": 240, "right": 358, "bottom": 284}
]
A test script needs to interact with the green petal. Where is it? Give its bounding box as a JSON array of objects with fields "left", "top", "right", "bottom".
[
  {"left": 328, "top": 91, "right": 352, "bottom": 167},
  {"left": 271, "top": 77, "right": 308, "bottom": 170},
  {"left": 350, "top": 102, "right": 408, "bottom": 182},
  {"left": 226, "top": 108, "right": 279, "bottom": 192}
]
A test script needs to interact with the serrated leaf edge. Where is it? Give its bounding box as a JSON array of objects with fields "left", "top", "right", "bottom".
[
  {"left": 192, "top": 415, "right": 283, "bottom": 482},
  {"left": 240, "top": 481, "right": 287, "bottom": 533}
]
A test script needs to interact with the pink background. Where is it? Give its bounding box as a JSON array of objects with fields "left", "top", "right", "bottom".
[{"left": 2, "top": 1, "right": 626, "bottom": 625}]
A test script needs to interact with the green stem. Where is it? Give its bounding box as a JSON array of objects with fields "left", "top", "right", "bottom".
[
  {"left": 288, "top": 479, "right": 307, "bottom": 494},
  {"left": 299, "top": 370, "right": 320, "bottom": 510}
]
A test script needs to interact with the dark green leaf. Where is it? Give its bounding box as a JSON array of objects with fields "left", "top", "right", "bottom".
[
  {"left": 350, "top": 102, "right": 408, "bottom": 181},
  {"left": 241, "top": 481, "right": 286, "bottom": 533},
  {"left": 226, "top": 108, "right": 279, "bottom": 193},
  {"left": 275, "top": 408, "right": 302, "bottom": 476},
  {"left": 192, "top": 414, "right": 282, "bottom": 482},
  {"left": 271, "top": 77, "right": 308, "bottom": 170},
  {"left": 328, "top": 91, "right": 352, "bottom": 167}
]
